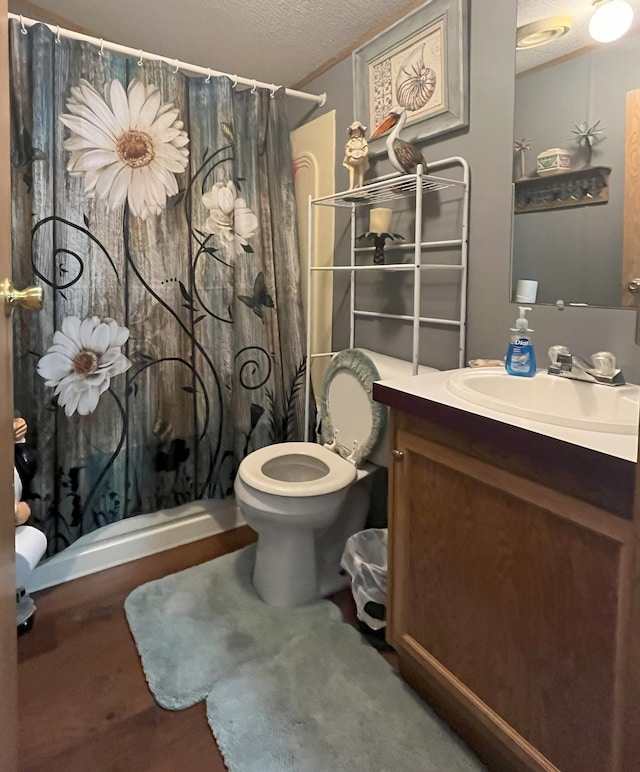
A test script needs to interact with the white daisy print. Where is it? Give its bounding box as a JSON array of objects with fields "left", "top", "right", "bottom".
[
  {"left": 202, "top": 180, "right": 259, "bottom": 255},
  {"left": 59, "top": 78, "right": 189, "bottom": 220},
  {"left": 37, "top": 316, "right": 131, "bottom": 417}
]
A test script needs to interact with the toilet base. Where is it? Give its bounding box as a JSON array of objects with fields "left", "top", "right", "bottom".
[
  {"left": 236, "top": 465, "right": 378, "bottom": 608},
  {"left": 253, "top": 526, "right": 319, "bottom": 607},
  {"left": 253, "top": 534, "right": 351, "bottom": 607}
]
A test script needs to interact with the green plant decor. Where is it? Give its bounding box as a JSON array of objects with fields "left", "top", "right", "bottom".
[
  {"left": 356, "top": 231, "right": 404, "bottom": 265},
  {"left": 570, "top": 120, "right": 604, "bottom": 167}
]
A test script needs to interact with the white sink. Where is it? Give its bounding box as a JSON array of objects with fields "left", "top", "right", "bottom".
[{"left": 447, "top": 368, "right": 640, "bottom": 435}]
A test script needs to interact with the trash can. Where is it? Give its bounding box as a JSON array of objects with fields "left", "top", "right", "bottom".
[{"left": 341, "top": 528, "right": 388, "bottom": 632}]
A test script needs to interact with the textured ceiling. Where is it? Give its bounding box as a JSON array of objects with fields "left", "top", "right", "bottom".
[
  {"left": 14, "top": 1, "right": 640, "bottom": 88},
  {"left": 13, "top": 0, "right": 424, "bottom": 88},
  {"left": 517, "top": 0, "right": 640, "bottom": 73}
]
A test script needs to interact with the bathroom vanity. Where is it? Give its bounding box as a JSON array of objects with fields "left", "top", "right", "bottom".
[{"left": 374, "top": 371, "right": 640, "bottom": 772}]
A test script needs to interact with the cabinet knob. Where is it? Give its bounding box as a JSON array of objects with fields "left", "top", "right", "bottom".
[{"left": 392, "top": 449, "right": 404, "bottom": 462}]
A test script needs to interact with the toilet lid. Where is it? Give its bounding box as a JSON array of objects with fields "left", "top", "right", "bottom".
[{"left": 319, "top": 349, "right": 387, "bottom": 466}]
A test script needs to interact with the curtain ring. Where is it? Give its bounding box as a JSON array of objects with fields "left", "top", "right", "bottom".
[
  {"left": 173, "top": 59, "right": 180, "bottom": 74},
  {"left": 137, "top": 50, "right": 144, "bottom": 67},
  {"left": 231, "top": 74, "right": 238, "bottom": 89},
  {"left": 251, "top": 79, "right": 257, "bottom": 94},
  {"left": 55, "top": 26, "right": 61, "bottom": 44},
  {"left": 19, "top": 16, "right": 28, "bottom": 35},
  {"left": 205, "top": 68, "right": 212, "bottom": 84},
  {"left": 98, "top": 38, "right": 105, "bottom": 57},
  {"left": 269, "top": 84, "right": 277, "bottom": 99}
]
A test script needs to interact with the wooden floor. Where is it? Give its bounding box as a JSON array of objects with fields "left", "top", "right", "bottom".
[{"left": 17, "top": 525, "right": 396, "bottom": 771}]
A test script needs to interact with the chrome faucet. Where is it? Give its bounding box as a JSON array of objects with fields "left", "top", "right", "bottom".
[{"left": 547, "top": 346, "right": 625, "bottom": 386}]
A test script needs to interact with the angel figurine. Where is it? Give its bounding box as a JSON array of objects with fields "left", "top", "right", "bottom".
[{"left": 343, "top": 120, "right": 370, "bottom": 189}]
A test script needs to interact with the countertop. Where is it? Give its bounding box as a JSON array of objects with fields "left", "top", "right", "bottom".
[{"left": 373, "top": 369, "right": 637, "bottom": 463}]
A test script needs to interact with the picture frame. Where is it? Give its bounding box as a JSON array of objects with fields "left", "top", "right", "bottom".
[{"left": 353, "top": 0, "right": 469, "bottom": 155}]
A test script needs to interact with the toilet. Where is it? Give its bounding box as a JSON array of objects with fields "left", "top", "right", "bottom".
[{"left": 234, "top": 348, "right": 437, "bottom": 607}]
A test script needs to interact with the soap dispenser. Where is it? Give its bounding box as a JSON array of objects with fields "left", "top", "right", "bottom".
[{"left": 505, "top": 306, "right": 536, "bottom": 377}]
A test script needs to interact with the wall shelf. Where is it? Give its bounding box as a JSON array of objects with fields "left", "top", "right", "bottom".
[
  {"left": 513, "top": 165, "right": 610, "bottom": 213},
  {"left": 304, "top": 157, "right": 470, "bottom": 438}
]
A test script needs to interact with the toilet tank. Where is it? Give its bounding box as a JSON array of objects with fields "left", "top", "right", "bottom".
[{"left": 357, "top": 349, "right": 438, "bottom": 468}]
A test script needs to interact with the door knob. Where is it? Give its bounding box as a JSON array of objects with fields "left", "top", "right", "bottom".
[
  {"left": 627, "top": 278, "right": 640, "bottom": 294},
  {"left": 1, "top": 278, "right": 43, "bottom": 317}
]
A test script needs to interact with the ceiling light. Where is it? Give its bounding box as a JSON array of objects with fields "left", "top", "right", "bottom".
[
  {"left": 516, "top": 15, "right": 572, "bottom": 49},
  {"left": 589, "top": 0, "right": 634, "bottom": 43}
]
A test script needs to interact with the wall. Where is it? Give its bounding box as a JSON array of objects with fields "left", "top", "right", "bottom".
[{"left": 289, "top": 0, "right": 640, "bottom": 383}]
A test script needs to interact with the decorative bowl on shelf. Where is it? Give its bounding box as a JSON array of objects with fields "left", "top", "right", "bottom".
[{"left": 536, "top": 148, "right": 571, "bottom": 176}]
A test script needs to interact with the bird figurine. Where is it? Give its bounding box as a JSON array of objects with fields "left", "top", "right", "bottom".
[{"left": 369, "top": 106, "right": 427, "bottom": 175}]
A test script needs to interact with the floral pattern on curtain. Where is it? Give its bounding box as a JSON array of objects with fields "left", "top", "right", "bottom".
[{"left": 9, "top": 21, "right": 309, "bottom": 555}]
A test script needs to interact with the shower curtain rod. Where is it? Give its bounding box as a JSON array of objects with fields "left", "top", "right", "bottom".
[{"left": 8, "top": 13, "right": 328, "bottom": 106}]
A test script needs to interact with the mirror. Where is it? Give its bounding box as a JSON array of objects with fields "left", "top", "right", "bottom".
[{"left": 511, "top": 0, "right": 640, "bottom": 308}]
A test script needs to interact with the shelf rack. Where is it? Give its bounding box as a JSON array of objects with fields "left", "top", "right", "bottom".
[
  {"left": 304, "top": 156, "right": 470, "bottom": 438},
  {"left": 513, "top": 165, "right": 610, "bottom": 213}
]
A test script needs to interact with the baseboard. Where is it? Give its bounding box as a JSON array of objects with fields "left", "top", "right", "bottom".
[{"left": 30, "top": 499, "right": 245, "bottom": 592}]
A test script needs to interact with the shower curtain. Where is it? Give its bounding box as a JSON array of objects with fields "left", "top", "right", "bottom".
[{"left": 9, "top": 21, "right": 309, "bottom": 554}]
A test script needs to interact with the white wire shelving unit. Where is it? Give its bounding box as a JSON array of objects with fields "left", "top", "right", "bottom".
[{"left": 304, "top": 156, "right": 470, "bottom": 438}]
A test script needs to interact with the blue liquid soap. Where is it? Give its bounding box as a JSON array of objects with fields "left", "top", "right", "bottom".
[{"left": 505, "top": 306, "right": 536, "bottom": 377}]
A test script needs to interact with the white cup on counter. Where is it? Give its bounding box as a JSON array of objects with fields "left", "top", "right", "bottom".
[{"left": 515, "top": 279, "right": 538, "bottom": 303}]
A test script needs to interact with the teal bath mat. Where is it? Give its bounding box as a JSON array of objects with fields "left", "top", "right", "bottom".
[
  {"left": 126, "top": 545, "right": 484, "bottom": 771},
  {"left": 124, "top": 544, "right": 341, "bottom": 709}
]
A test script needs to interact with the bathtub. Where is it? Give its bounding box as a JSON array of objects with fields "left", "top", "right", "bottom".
[{"left": 30, "top": 498, "right": 245, "bottom": 592}]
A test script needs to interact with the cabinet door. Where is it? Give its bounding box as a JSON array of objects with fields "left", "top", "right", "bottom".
[{"left": 388, "top": 428, "right": 632, "bottom": 772}]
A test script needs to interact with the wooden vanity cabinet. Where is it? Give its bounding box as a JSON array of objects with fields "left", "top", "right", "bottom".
[{"left": 379, "top": 400, "right": 640, "bottom": 772}]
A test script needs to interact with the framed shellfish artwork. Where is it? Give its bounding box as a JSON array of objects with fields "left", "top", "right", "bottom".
[{"left": 353, "top": 0, "right": 469, "bottom": 154}]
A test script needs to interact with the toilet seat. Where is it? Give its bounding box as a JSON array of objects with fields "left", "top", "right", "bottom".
[{"left": 239, "top": 441, "right": 357, "bottom": 497}]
